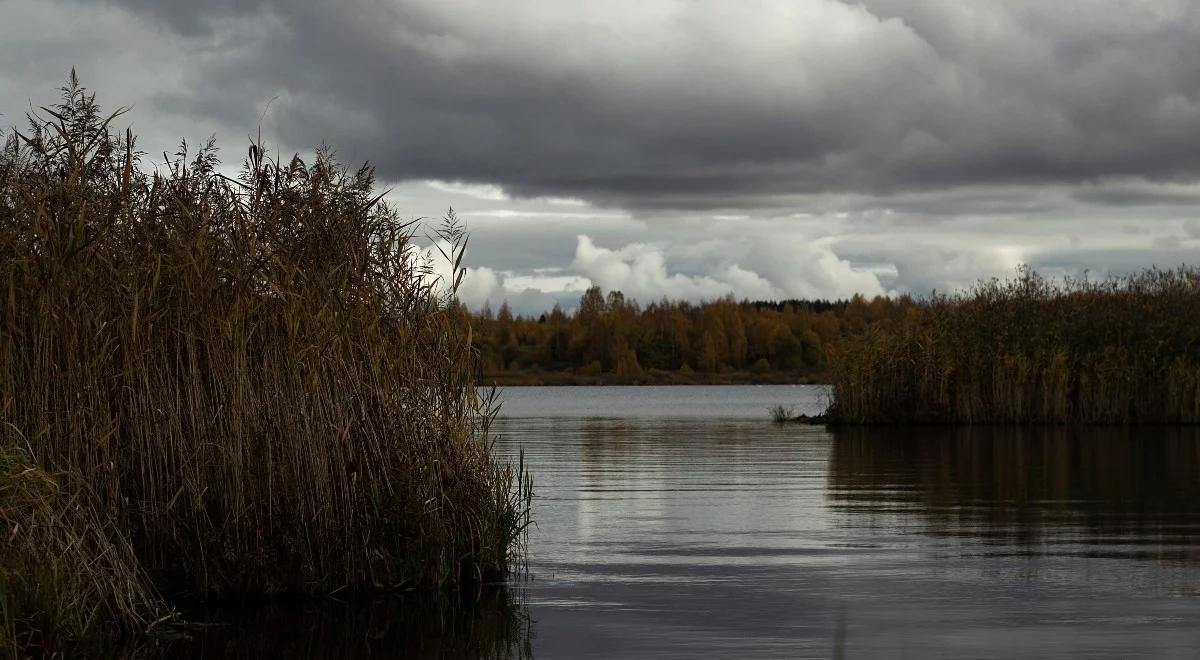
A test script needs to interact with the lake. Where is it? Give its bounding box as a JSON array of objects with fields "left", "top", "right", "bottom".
[
  {"left": 178, "top": 385, "right": 1200, "bottom": 658},
  {"left": 492, "top": 385, "right": 1200, "bottom": 659}
]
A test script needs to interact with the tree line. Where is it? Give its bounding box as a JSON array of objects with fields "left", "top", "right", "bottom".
[{"left": 458, "top": 286, "right": 916, "bottom": 382}]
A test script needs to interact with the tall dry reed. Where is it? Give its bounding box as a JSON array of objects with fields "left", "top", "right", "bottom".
[
  {"left": 0, "top": 73, "right": 530, "bottom": 653},
  {"left": 827, "top": 266, "right": 1200, "bottom": 424}
]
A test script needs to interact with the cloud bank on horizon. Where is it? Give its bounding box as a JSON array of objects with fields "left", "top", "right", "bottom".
[{"left": 5, "top": 0, "right": 1200, "bottom": 313}]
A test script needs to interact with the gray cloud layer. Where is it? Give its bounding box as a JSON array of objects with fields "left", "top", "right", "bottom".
[
  {"left": 5, "top": 1, "right": 1200, "bottom": 311},
  {"left": 57, "top": 0, "right": 1200, "bottom": 209}
]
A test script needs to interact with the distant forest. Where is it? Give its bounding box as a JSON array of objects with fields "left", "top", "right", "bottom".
[{"left": 459, "top": 287, "right": 912, "bottom": 384}]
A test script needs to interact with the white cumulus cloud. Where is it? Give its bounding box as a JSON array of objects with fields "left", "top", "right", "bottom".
[{"left": 570, "top": 234, "right": 884, "bottom": 304}]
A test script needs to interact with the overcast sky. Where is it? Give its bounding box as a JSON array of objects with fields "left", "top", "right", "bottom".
[{"left": 5, "top": 0, "right": 1200, "bottom": 313}]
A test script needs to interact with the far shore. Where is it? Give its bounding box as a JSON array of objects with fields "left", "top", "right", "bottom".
[{"left": 479, "top": 368, "right": 830, "bottom": 386}]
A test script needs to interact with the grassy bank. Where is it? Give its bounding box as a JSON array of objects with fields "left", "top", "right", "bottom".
[
  {"left": 827, "top": 266, "right": 1200, "bottom": 424},
  {"left": 0, "top": 75, "right": 531, "bottom": 654}
]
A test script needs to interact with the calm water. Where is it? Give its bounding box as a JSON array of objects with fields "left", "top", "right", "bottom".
[
  {"left": 491, "top": 385, "right": 1200, "bottom": 659},
  {"left": 177, "top": 385, "right": 1200, "bottom": 658}
]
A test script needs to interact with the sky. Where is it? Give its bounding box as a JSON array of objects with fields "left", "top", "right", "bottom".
[{"left": 4, "top": 0, "right": 1200, "bottom": 314}]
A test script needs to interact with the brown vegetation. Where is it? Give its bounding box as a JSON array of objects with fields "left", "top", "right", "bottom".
[
  {"left": 826, "top": 267, "right": 1200, "bottom": 424},
  {"left": 461, "top": 231, "right": 1200, "bottom": 428},
  {"left": 0, "top": 74, "right": 530, "bottom": 653},
  {"left": 463, "top": 289, "right": 880, "bottom": 383}
]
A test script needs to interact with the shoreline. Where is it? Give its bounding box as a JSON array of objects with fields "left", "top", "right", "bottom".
[{"left": 478, "top": 369, "right": 831, "bottom": 386}]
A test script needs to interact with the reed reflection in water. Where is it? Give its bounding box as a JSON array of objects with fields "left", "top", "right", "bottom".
[
  {"left": 828, "top": 426, "right": 1200, "bottom": 566},
  {"left": 153, "top": 590, "right": 530, "bottom": 659}
]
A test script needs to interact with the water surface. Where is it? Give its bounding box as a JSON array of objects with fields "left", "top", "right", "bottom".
[{"left": 493, "top": 385, "right": 1200, "bottom": 659}]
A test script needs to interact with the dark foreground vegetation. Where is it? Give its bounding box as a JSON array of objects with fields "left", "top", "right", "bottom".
[
  {"left": 0, "top": 75, "right": 530, "bottom": 655},
  {"left": 826, "top": 267, "right": 1200, "bottom": 424}
]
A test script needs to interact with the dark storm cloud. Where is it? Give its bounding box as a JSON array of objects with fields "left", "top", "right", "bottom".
[
  {"left": 86, "top": 0, "right": 261, "bottom": 34},
  {"left": 72, "top": 0, "right": 1200, "bottom": 211},
  {"left": 6, "top": 0, "right": 1200, "bottom": 308},
  {"left": 1072, "top": 183, "right": 1200, "bottom": 208}
]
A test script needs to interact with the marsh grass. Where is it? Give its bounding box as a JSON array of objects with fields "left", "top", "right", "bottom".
[
  {"left": 768, "top": 404, "right": 796, "bottom": 424},
  {"left": 0, "top": 74, "right": 531, "bottom": 654},
  {"left": 827, "top": 266, "right": 1200, "bottom": 424}
]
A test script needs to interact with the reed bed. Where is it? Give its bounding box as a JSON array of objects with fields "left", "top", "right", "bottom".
[
  {"left": 0, "top": 74, "right": 530, "bottom": 654},
  {"left": 827, "top": 266, "right": 1200, "bottom": 424}
]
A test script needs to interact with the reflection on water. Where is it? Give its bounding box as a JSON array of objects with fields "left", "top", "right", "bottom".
[
  {"left": 159, "top": 590, "right": 530, "bottom": 659},
  {"left": 167, "top": 386, "right": 1200, "bottom": 658},
  {"left": 493, "top": 386, "right": 1200, "bottom": 659},
  {"left": 829, "top": 426, "right": 1200, "bottom": 562}
]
